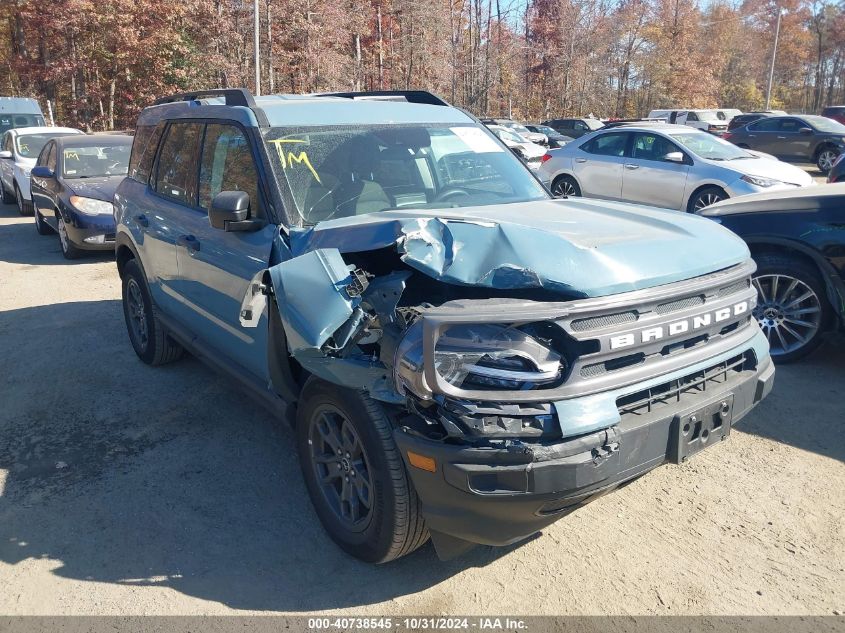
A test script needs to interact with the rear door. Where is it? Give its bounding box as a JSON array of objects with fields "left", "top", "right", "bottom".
[
  {"left": 173, "top": 121, "right": 275, "bottom": 382},
  {"left": 621, "top": 132, "right": 690, "bottom": 210},
  {"left": 741, "top": 118, "right": 781, "bottom": 153},
  {"left": 572, "top": 131, "right": 629, "bottom": 200}
]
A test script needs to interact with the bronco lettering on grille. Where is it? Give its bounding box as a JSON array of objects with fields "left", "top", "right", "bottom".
[{"left": 609, "top": 300, "right": 749, "bottom": 350}]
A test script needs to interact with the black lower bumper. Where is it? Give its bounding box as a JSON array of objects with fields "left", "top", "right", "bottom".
[
  {"left": 394, "top": 356, "right": 774, "bottom": 559},
  {"left": 65, "top": 219, "right": 116, "bottom": 251}
]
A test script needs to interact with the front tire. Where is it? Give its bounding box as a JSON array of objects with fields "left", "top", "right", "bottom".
[
  {"left": 15, "top": 184, "right": 31, "bottom": 216},
  {"left": 34, "top": 207, "right": 53, "bottom": 235},
  {"left": 121, "top": 258, "right": 184, "bottom": 365},
  {"left": 752, "top": 253, "right": 830, "bottom": 362},
  {"left": 816, "top": 147, "right": 838, "bottom": 173},
  {"left": 551, "top": 175, "right": 581, "bottom": 198},
  {"left": 56, "top": 212, "right": 82, "bottom": 259},
  {"left": 688, "top": 186, "right": 727, "bottom": 213},
  {"left": 297, "top": 378, "right": 429, "bottom": 563}
]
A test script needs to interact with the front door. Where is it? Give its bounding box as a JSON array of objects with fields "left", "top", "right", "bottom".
[
  {"left": 30, "top": 142, "right": 59, "bottom": 219},
  {"left": 173, "top": 122, "right": 274, "bottom": 382},
  {"left": 621, "top": 132, "right": 691, "bottom": 210}
]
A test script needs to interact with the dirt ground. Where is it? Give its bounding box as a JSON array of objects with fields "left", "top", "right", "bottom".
[{"left": 0, "top": 201, "right": 843, "bottom": 616}]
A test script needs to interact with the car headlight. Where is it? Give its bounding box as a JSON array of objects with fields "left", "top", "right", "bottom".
[
  {"left": 434, "top": 324, "right": 562, "bottom": 391},
  {"left": 740, "top": 174, "right": 780, "bottom": 187},
  {"left": 70, "top": 195, "right": 113, "bottom": 216}
]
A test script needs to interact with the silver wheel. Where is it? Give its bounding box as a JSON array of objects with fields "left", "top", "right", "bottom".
[
  {"left": 551, "top": 177, "right": 579, "bottom": 197},
  {"left": 126, "top": 277, "right": 149, "bottom": 352},
  {"left": 57, "top": 216, "right": 69, "bottom": 252},
  {"left": 753, "top": 274, "right": 822, "bottom": 357},
  {"left": 693, "top": 190, "right": 725, "bottom": 211},
  {"left": 817, "top": 149, "right": 837, "bottom": 172}
]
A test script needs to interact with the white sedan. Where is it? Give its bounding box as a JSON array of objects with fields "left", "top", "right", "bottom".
[{"left": 538, "top": 123, "right": 814, "bottom": 212}]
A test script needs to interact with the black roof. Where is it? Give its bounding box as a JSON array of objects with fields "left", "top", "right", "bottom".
[
  {"left": 54, "top": 134, "right": 133, "bottom": 148},
  {"left": 700, "top": 184, "right": 845, "bottom": 216}
]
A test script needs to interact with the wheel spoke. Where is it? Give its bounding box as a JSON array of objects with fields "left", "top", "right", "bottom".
[
  {"left": 353, "top": 476, "right": 372, "bottom": 508},
  {"left": 784, "top": 290, "right": 815, "bottom": 309},
  {"left": 778, "top": 277, "right": 798, "bottom": 303},
  {"left": 780, "top": 322, "right": 807, "bottom": 344},
  {"left": 770, "top": 275, "right": 779, "bottom": 303},
  {"left": 752, "top": 277, "right": 767, "bottom": 303},
  {"left": 317, "top": 413, "right": 343, "bottom": 454},
  {"left": 774, "top": 325, "right": 789, "bottom": 351},
  {"left": 783, "top": 317, "right": 815, "bottom": 328}
]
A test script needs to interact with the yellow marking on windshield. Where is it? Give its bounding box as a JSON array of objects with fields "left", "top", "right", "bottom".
[
  {"left": 267, "top": 138, "right": 321, "bottom": 183},
  {"left": 19, "top": 143, "right": 29, "bottom": 152},
  {"left": 65, "top": 151, "right": 79, "bottom": 160}
]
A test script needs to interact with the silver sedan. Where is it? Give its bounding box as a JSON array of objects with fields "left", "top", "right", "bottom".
[{"left": 538, "top": 123, "right": 814, "bottom": 212}]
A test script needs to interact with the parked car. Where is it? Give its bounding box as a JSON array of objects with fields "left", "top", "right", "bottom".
[
  {"left": 525, "top": 124, "right": 573, "bottom": 148},
  {"left": 820, "top": 105, "right": 845, "bottom": 125},
  {"left": 0, "top": 126, "right": 83, "bottom": 214},
  {"left": 827, "top": 151, "right": 845, "bottom": 183},
  {"left": 114, "top": 88, "right": 772, "bottom": 563},
  {"left": 728, "top": 112, "right": 776, "bottom": 131},
  {"left": 485, "top": 124, "right": 547, "bottom": 169},
  {"left": 0, "top": 97, "right": 46, "bottom": 135},
  {"left": 718, "top": 108, "right": 743, "bottom": 122},
  {"left": 539, "top": 123, "right": 812, "bottom": 211},
  {"left": 723, "top": 115, "right": 845, "bottom": 172},
  {"left": 697, "top": 184, "right": 845, "bottom": 361},
  {"left": 647, "top": 109, "right": 729, "bottom": 135},
  {"left": 481, "top": 118, "right": 547, "bottom": 145},
  {"left": 30, "top": 134, "right": 132, "bottom": 258},
  {"left": 541, "top": 117, "right": 605, "bottom": 138}
]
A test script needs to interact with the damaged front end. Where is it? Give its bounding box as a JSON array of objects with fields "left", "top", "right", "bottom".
[{"left": 260, "top": 211, "right": 774, "bottom": 559}]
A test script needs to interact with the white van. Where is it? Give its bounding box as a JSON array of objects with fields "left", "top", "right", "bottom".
[{"left": 646, "top": 109, "right": 730, "bottom": 135}]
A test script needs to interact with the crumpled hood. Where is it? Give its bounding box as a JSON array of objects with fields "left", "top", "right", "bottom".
[
  {"left": 290, "top": 198, "right": 750, "bottom": 298},
  {"left": 67, "top": 175, "right": 124, "bottom": 202},
  {"left": 716, "top": 156, "right": 813, "bottom": 186}
]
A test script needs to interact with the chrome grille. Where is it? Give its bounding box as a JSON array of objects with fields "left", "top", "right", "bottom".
[
  {"left": 655, "top": 295, "right": 705, "bottom": 315},
  {"left": 571, "top": 311, "right": 637, "bottom": 332}
]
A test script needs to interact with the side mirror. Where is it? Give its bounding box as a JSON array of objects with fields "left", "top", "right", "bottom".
[
  {"left": 0, "top": 150, "right": 12, "bottom": 159},
  {"left": 209, "top": 190, "right": 260, "bottom": 232},
  {"left": 31, "top": 166, "right": 55, "bottom": 178},
  {"left": 664, "top": 151, "right": 686, "bottom": 163},
  {"left": 799, "top": 127, "right": 813, "bottom": 135}
]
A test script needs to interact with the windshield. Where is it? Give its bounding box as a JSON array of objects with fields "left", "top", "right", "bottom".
[
  {"left": 533, "top": 125, "right": 557, "bottom": 136},
  {"left": 697, "top": 110, "right": 724, "bottom": 122},
  {"left": 804, "top": 115, "right": 845, "bottom": 133},
  {"left": 584, "top": 119, "right": 604, "bottom": 130},
  {"left": 62, "top": 143, "right": 132, "bottom": 178},
  {"left": 493, "top": 127, "right": 527, "bottom": 144},
  {"left": 263, "top": 123, "right": 548, "bottom": 225},
  {"left": 0, "top": 114, "right": 45, "bottom": 135},
  {"left": 15, "top": 133, "right": 70, "bottom": 159},
  {"left": 504, "top": 122, "right": 533, "bottom": 135},
  {"left": 670, "top": 132, "right": 751, "bottom": 160}
]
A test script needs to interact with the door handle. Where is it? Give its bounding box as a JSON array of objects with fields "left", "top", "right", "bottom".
[
  {"left": 177, "top": 234, "right": 201, "bottom": 252},
  {"left": 134, "top": 214, "right": 149, "bottom": 227},
  {"left": 777, "top": 136, "right": 787, "bottom": 139},
  {"left": 624, "top": 163, "right": 639, "bottom": 170},
  {"left": 575, "top": 158, "right": 587, "bottom": 163}
]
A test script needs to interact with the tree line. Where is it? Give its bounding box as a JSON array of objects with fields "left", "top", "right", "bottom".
[{"left": 2, "top": 0, "right": 845, "bottom": 130}]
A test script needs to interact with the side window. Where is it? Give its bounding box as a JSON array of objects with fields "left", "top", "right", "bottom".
[
  {"left": 574, "top": 121, "right": 588, "bottom": 131},
  {"left": 749, "top": 118, "right": 780, "bottom": 132},
  {"left": 45, "top": 144, "right": 57, "bottom": 171},
  {"left": 778, "top": 118, "right": 804, "bottom": 132},
  {"left": 154, "top": 122, "right": 203, "bottom": 205},
  {"left": 199, "top": 123, "right": 262, "bottom": 216},
  {"left": 36, "top": 141, "right": 50, "bottom": 166},
  {"left": 129, "top": 123, "right": 165, "bottom": 184},
  {"left": 686, "top": 112, "right": 699, "bottom": 122},
  {"left": 3, "top": 132, "right": 10, "bottom": 152},
  {"left": 581, "top": 132, "right": 628, "bottom": 157},
  {"left": 631, "top": 133, "right": 683, "bottom": 162}
]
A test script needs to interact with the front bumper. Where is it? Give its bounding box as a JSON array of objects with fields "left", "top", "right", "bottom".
[
  {"left": 395, "top": 342, "right": 774, "bottom": 559},
  {"left": 63, "top": 210, "right": 116, "bottom": 251}
]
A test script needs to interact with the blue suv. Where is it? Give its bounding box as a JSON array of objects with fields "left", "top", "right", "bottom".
[{"left": 115, "top": 89, "right": 775, "bottom": 562}]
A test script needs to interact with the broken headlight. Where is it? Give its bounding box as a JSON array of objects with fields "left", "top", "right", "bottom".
[{"left": 434, "top": 324, "right": 562, "bottom": 391}]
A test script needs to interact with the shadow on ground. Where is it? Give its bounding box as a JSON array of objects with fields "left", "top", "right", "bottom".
[{"left": 0, "top": 301, "right": 522, "bottom": 612}]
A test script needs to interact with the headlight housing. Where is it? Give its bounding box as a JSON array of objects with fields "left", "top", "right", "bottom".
[
  {"left": 70, "top": 195, "right": 113, "bottom": 216},
  {"left": 740, "top": 174, "right": 780, "bottom": 188}
]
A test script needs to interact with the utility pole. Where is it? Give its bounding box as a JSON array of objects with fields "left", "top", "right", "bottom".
[
  {"left": 254, "top": 0, "right": 261, "bottom": 96},
  {"left": 765, "top": 9, "right": 783, "bottom": 110}
]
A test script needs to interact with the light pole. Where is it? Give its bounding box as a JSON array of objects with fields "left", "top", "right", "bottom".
[
  {"left": 765, "top": 8, "right": 783, "bottom": 110},
  {"left": 254, "top": 0, "right": 261, "bottom": 96}
]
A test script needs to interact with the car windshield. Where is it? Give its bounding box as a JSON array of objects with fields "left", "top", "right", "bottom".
[
  {"left": 584, "top": 119, "right": 604, "bottom": 130},
  {"left": 670, "top": 132, "right": 751, "bottom": 160},
  {"left": 15, "top": 133, "right": 69, "bottom": 159},
  {"left": 62, "top": 143, "right": 132, "bottom": 178},
  {"left": 493, "top": 127, "right": 527, "bottom": 144},
  {"left": 505, "top": 122, "right": 533, "bottom": 135},
  {"left": 533, "top": 125, "right": 557, "bottom": 135},
  {"left": 804, "top": 115, "right": 845, "bottom": 132},
  {"left": 697, "top": 110, "right": 724, "bottom": 122},
  {"left": 0, "top": 114, "right": 45, "bottom": 135},
  {"left": 263, "top": 123, "right": 548, "bottom": 226}
]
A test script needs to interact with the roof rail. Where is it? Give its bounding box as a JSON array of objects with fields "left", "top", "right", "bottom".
[
  {"left": 315, "top": 90, "right": 451, "bottom": 107},
  {"left": 152, "top": 89, "right": 270, "bottom": 126}
]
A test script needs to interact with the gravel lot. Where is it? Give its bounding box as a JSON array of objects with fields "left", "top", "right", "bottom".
[{"left": 0, "top": 198, "right": 843, "bottom": 616}]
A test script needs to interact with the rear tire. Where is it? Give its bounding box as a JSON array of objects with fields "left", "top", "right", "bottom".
[
  {"left": 752, "top": 252, "right": 830, "bottom": 363},
  {"left": 551, "top": 175, "right": 580, "bottom": 198},
  {"left": 687, "top": 186, "right": 727, "bottom": 213},
  {"left": 296, "top": 377, "right": 429, "bottom": 563},
  {"left": 1, "top": 180, "right": 14, "bottom": 204},
  {"left": 121, "top": 258, "right": 184, "bottom": 366}
]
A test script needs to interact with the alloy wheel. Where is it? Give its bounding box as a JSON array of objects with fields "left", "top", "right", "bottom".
[
  {"left": 126, "top": 278, "right": 149, "bottom": 351},
  {"left": 818, "top": 150, "right": 837, "bottom": 172},
  {"left": 57, "top": 217, "right": 69, "bottom": 253},
  {"left": 752, "top": 274, "right": 822, "bottom": 356},
  {"left": 693, "top": 191, "right": 724, "bottom": 211},
  {"left": 15, "top": 186, "right": 23, "bottom": 213},
  {"left": 552, "top": 178, "right": 577, "bottom": 197},
  {"left": 308, "top": 406, "right": 374, "bottom": 531}
]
